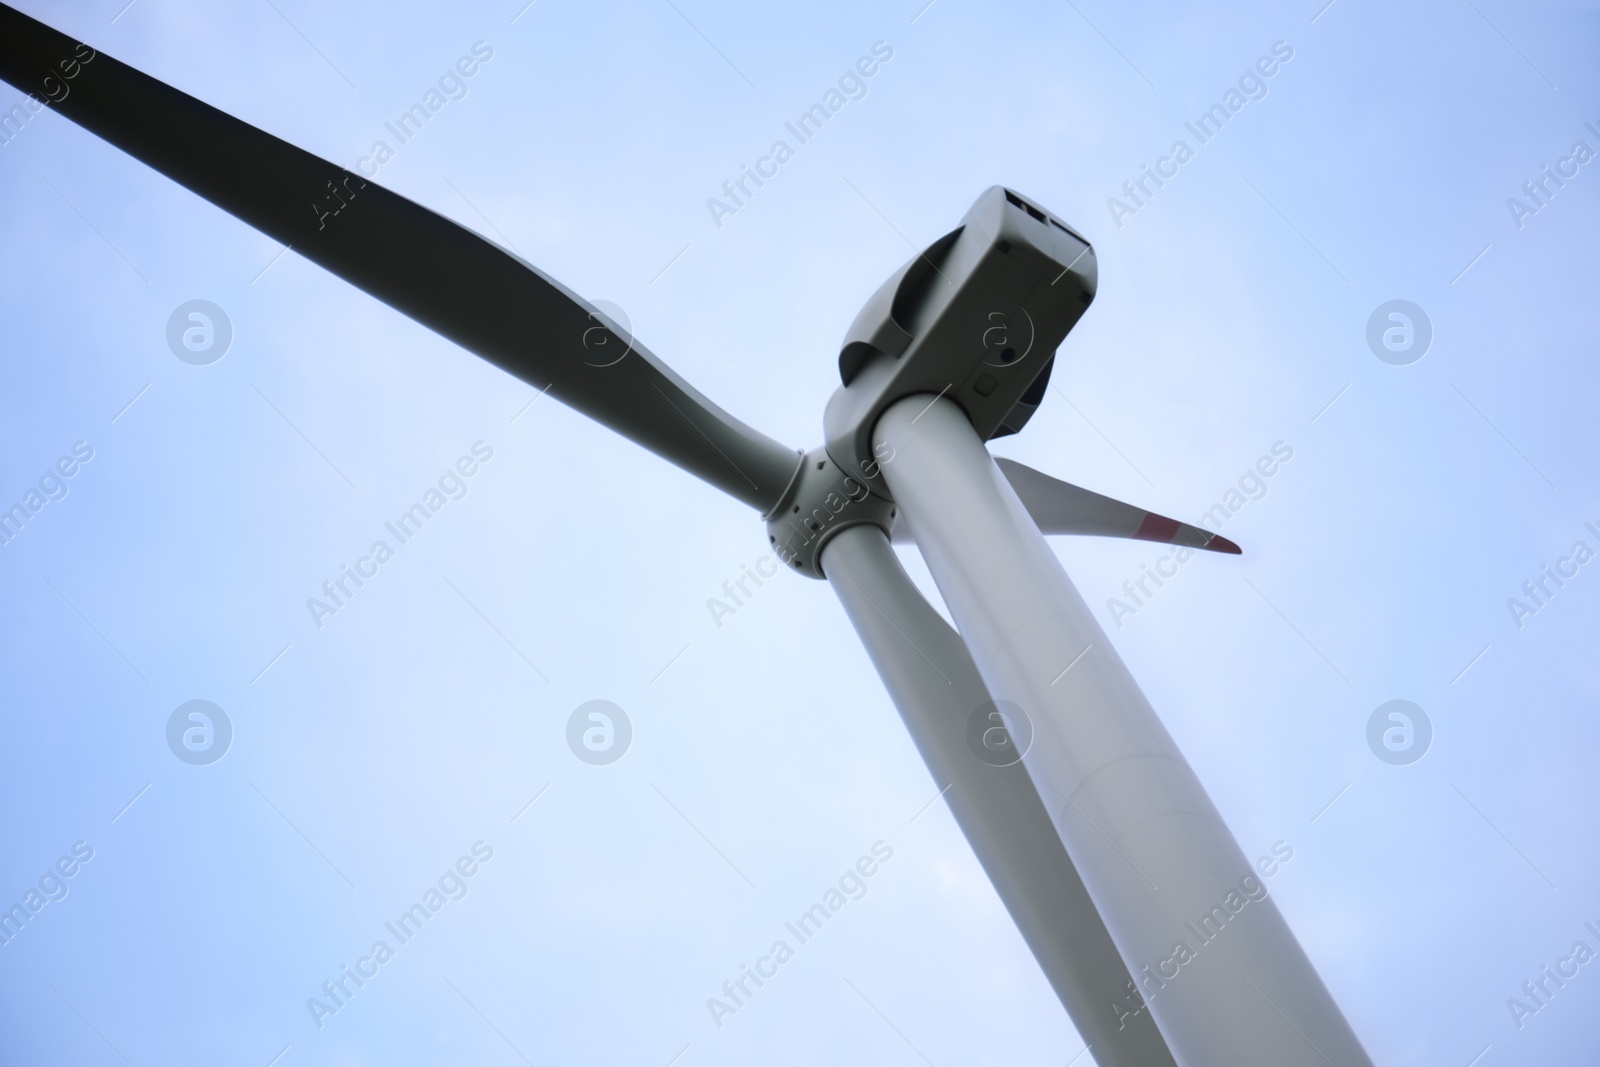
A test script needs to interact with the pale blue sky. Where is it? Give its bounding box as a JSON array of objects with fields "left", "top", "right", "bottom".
[{"left": 2, "top": 0, "right": 1598, "bottom": 1064}]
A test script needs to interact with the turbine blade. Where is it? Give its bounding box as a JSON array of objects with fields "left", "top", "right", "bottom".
[
  {"left": 0, "top": 5, "right": 800, "bottom": 512},
  {"left": 821, "top": 524, "right": 1177, "bottom": 1067},
  {"left": 994, "top": 457, "right": 1241, "bottom": 553}
]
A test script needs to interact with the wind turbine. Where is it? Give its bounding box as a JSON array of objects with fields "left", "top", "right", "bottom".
[{"left": 0, "top": 7, "right": 1373, "bottom": 1064}]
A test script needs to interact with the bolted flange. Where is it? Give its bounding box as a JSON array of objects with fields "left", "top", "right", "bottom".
[{"left": 764, "top": 446, "right": 897, "bottom": 580}]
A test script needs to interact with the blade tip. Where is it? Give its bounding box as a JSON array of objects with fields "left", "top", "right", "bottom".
[{"left": 1208, "top": 535, "right": 1243, "bottom": 555}]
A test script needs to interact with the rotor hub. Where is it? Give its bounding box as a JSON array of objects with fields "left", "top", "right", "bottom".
[{"left": 764, "top": 446, "right": 897, "bottom": 579}]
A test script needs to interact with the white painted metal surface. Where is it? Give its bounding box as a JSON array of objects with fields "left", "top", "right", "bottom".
[
  {"left": 874, "top": 394, "right": 1372, "bottom": 1067},
  {"left": 821, "top": 524, "right": 1177, "bottom": 1066}
]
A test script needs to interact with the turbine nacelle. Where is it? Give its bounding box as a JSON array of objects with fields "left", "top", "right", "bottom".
[
  {"left": 767, "top": 186, "right": 1103, "bottom": 578},
  {"left": 823, "top": 185, "right": 1097, "bottom": 498}
]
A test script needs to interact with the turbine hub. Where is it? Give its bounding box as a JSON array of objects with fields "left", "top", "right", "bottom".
[{"left": 764, "top": 446, "right": 896, "bottom": 579}]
